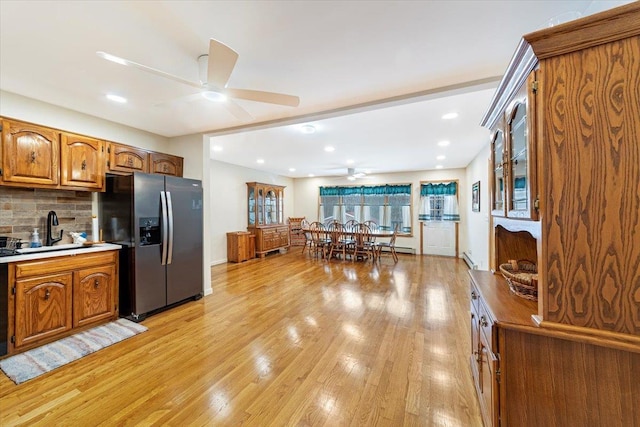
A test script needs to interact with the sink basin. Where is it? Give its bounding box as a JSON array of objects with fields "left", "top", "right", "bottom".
[{"left": 17, "top": 243, "right": 96, "bottom": 254}]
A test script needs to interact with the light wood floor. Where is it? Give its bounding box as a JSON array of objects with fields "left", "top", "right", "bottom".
[{"left": 0, "top": 251, "right": 483, "bottom": 426}]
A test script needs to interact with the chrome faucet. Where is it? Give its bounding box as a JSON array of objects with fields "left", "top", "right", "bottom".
[{"left": 46, "top": 210, "right": 63, "bottom": 246}]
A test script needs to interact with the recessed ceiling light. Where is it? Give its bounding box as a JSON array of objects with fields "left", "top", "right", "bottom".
[
  {"left": 289, "top": 168, "right": 296, "bottom": 172},
  {"left": 256, "top": 159, "right": 265, "bottom": 164},
  {"left": 436, "top": 165, "right": 444, "bottom": 169},
  {"left": 324, "top": 146, "right": 335, "bottom": 152},
  {"left": 106, "top": 94, "right": 127, "bottom": 103},
  {"left": 212, "top": 146, "right": 223, "bottom": 152},
  {"left": 442, "top": 112, "right": 458, "bottom": 120},
  {"left": 300, "top": 124, "right": 316, "bottom": 134},
  {"left": 436, "top": 155, "right": 446, "bottom": 160},
  {"left": 437, "top": 140, "right": 450, "bottom": 147},
  {"left": 202, "top": 91, "right": 227, "bottom": 102}
]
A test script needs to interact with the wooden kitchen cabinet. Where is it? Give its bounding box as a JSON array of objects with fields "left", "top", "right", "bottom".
[
  {"left": 106, "top": 141, "right": 149, "bottom": 174},
  {"left": 73, "top": 264, "right": 116, "bottom": 328},
  {"left": 150, "top": 152, "right": 183, "bottom": 177},
  {"left": 226, "top": 231, "right": 255, "bottom": 263},
  {"left": 60, "top": 132, "right": 105, "bottom": 190},
  {"left": 14, "top": 272, "right": 73, "bottom": 349},
  {"left": 8, "top": 250, "right": 119, "bottom": 354},
  {"left": 0, "top": 118, "right": 60, "bottom": 187}
]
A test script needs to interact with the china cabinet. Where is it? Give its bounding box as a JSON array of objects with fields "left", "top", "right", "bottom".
[
  {"left": 247, "top": 182, "right": 288, "bottom": 257},
  {"left": 476, "top": 3, "right": 640, "bottom": 426},
  {"left": 7, "top": 250, "right": 118, "bottom": 355}
]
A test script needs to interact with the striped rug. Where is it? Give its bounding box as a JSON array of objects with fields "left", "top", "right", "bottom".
[{"left": 0, "top": 318, "right": 147, "bottom": 384}]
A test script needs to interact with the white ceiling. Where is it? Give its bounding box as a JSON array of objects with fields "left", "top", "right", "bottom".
[{"left": 0, "top": 0, "right": 615, "bottom": 178}]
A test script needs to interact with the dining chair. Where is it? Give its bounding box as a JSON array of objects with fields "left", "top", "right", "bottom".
[
  {"left": 300, "top": 219, "right": 313, "bottom": 255},
  {"left": 309, "top": 221, "right": 330, "bottom": 258},
  {"left": 327, "top": 222, "right": 350, "bottom": 260},
  {"left": 375, "top": 224, "right": 399, "bottom": 263},
  {"left": 352, "top": 223, "right": 375, "bottom": 262},
  {"left": 363, "top": 220, "right": 379, "bottom": 232}
]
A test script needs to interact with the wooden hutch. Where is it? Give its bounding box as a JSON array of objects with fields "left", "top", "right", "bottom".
[
  {"left": 470, "top": 3, "right": 640, "bottom": 426},
  {"left": 246, "top": 182, "right": 289, "bottom": 257}
]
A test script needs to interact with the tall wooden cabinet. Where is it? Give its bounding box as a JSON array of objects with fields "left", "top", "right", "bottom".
[
  {"left": 247, "top": 182, "right": 289, "bottom": 257},
  {"left": 474, "top": 4, "right": 640, "bottom": 426}
]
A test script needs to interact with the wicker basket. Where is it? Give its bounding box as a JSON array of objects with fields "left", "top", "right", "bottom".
[{"left": 499, "top": 259, "right": 538, "bottom": 301}]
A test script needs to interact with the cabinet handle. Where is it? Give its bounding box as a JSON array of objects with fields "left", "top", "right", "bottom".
[
  {"left": 44, "top": 289, "right": 50, "bottom": 300},
  {"left": 31, "top": 151, "right": 37, "bottom": 163},
  {"left": 81, "top": 160, "right": 87, "bottom": 170},
  {"left": 471, "top": 291, "right": 478, "bottom": 300},
  {"left": 480, "top": 315, "right": 488, "bottom": 327},
  {"left": 94, "top": 279, "right": 99, "bottom": 289}
]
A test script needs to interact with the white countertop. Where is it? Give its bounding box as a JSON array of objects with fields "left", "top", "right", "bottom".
[{"left": 0, "top": 243, "right": 121, "bottom": 264}]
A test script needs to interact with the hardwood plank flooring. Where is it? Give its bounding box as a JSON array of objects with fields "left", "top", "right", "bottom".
[{"left": 0, "top": 252, "right": 483, "bottom": 426}]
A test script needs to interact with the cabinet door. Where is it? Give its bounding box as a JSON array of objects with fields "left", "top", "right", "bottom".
[
  {"left": 490, "top": 130, "right": 506, "bottom": 216},
  {"left": 73, "top": 264, "right": 116, "bottom": 328},
  {"left": 107, "top": 141, "right": 149, "bottom": 174},
  {"left": 150, "top": 152, "right": 183, "bottom": 177},
  {"left": 479, "top": 331, "right": 499, "bottom": 427},
  {"left": 1, "top": 118, "right": 59, "bottom": 186},
  {"left": 506, "top": 73, "right": 538, "bottom": 220},
  {"left": 14, "top": 273, "right": 73, "bottom": 348},
  {"left": 60, "top": 133, "right": 105, "bottom": 189}
]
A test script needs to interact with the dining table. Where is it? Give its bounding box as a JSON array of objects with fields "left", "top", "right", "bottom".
[{"left": 301, "top": 227, "right": 396, "bottom": 261}]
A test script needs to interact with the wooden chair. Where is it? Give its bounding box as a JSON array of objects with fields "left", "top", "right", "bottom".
[
  {"left": 327, "top": 222, "right": 350, "bottom": 260},
  {"left": 352, "top": 223, "right": 375, "bottom": 262},
  {"left": 300, "top": 219, "right": 313, "bottom": 255},
  {"left": 375, "top": 224, "right": 399, "bottom": 263},
  {"left": 309, "top": 221, "right": 330, "bottom": 258},
  {"left": 363, "top": 220, "right": 379, "bottom": 232},
  {"left": 343, "top": 219, "right": 359, "bottom": 233}
]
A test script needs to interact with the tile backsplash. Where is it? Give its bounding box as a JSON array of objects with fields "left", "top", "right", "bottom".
[{"left": 0, "top": 187, "right": 93, "bottom": 246}]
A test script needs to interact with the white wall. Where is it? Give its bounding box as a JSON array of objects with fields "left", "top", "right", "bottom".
[
  {"left": 209, "top": 160, "right": 294, "bottom": 265},
  {"left": 293, "top": 169, "right": 468, "bottom": 255},
  {"left": 464, "top": 143, "right": 491, "bottom": 270},
  {"left": 0, "top": 91, "right": 169, "bottom": 151}
]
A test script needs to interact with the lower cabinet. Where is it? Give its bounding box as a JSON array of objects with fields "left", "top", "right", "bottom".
[
  {"left": 226, "top": 231, "right": 255, "bottom": 263},
  {"left": 8, "top": 250, "right": 119, "bottom": 355},
  {"left": 249, "top": 225, "right": 289, "bottom": 258}
]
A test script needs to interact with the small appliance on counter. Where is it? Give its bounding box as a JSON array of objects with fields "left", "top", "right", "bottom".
[{"left": 99, "top": 173, "right": 203, "bottom": 321}]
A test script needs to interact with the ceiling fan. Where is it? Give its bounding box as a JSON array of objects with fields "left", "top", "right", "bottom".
[
  {"left": 96, "top": 39, "right": 300, "bottom": 120},
  {"left": 346, "top": 167, "right": 368, "bottom": 181}
]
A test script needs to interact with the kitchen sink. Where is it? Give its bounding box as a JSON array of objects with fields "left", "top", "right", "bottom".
[{"left": 17, "top": 243, "right": 96, "bottom": 254}]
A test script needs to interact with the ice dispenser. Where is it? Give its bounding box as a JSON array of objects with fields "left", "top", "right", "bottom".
[{"left": 139, "top": 217, "right": 160, "bottom": 246}]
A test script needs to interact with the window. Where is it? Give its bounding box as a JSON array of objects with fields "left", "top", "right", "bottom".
[
  {"left": 418, "top": 181, "right": 460, "bottom": 222},
  {"left": 318, "top": 184, "right": 412, "bottom": 233}
]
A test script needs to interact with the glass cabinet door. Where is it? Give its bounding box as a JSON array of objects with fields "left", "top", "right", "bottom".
[
  {"left": 491, "top": 130, "right": 505, "bottom": 215},
  {"left": 508, "top": 102, "right": 529, "bottom": 215},
  {"left": 258, "top": 188, "right": 264, "bottom": 225},
  {"left": 248, "top": 186, "right": 256, "bottom": 225},
  {"left": 278, "top": 189, "right": 283, "bottom": 224},
  {"left": 265, "top": 190, "right": 276, "bottom": 225}
]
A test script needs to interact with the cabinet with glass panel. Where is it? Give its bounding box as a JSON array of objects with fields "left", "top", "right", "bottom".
[
  {"left": 489, "top": 72, "right": 538, "bottom": 220},
  {"left": 247, "top": 182, "right": 288, "bottom": 257}
]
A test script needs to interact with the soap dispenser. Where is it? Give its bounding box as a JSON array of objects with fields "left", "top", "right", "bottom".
[{"left": 30, "top": 228, "right": 42, "bottom": 248}]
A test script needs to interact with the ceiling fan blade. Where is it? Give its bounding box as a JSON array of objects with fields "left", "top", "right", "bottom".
[
  {"left": 224, "top": 88, "right": 300, "bottom": 107},
  {"left": 223, "top": 98, "right": 253, "bottom": 121},
  {"left": 207, "top": 39, "right": 239, "bottom": 88},
  {"left": 97, "top": 51, "right": 202, "bottom": 89}
]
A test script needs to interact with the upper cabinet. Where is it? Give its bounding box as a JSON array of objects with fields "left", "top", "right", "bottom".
[
  {"left": 60, "top": 132, "right": 105, "bottom": 190},
  {"left": 0, "top": 119, "right": 60, "bottom": 187},
  {"left": 106, "top": 141, "right": 149, "bottom": 174},
  {"left": 487, "top": 73, "right": 538, "bottom": 220},
  {"left": 247, "top": 182, "right": 284, "bottom": 227},
  {"left": 149, "top": 152, "right": 183, "bottom": 177}
]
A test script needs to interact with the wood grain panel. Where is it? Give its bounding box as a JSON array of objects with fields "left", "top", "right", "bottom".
[
  {"left": 541, "top": 36, "right": 640, "bottom": 334},
  {"left": 501, "top": 328, "right": 640, "bottom": 427},
  {"left": 495, "top": 225, "right": 537, "bottom": 269}
]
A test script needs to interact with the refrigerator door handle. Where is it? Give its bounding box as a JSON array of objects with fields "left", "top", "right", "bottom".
[
  {"left": 167, "top": 191, "right": 174, "bottom": 264},
  {"left": 160, "top": 190, "right": 168, "bottom": 266}
]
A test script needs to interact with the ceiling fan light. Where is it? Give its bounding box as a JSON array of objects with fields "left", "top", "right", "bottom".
[
  {"left": 353, "top": 172, "right": 366, "bottom": 178},
  {"left": 347, "top": 176, "right": 356, "bottom": 181},
  {"left": 96, "top": 51, "right": 127, "bottom": 66},
  {"left": 202, "top": 91, "right": 227, "bottom": 102}
]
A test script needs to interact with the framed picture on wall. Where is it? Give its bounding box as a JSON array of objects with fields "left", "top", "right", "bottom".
[{"left": 472, "top": 181, "right": 480, "bottom": 212}]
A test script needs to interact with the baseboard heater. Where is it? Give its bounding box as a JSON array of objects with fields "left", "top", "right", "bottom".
[
  {"left": 463, "top": 251, "right": 478, "bottom": 269},
  {"left": 379, "top": 246, "right": 415, "bottom": 255}
]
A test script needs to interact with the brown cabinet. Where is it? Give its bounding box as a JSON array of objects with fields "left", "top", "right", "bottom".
[
  {"left": 226, "top": 231, "right": 255, "bottom": 263},
  {"left": 60, "top": 132, "right": 105, "bottom": 189},
  {"left": 247, "top": 182, "right": 288, "bottom": 257},
  {"left": 106, "top": 141, "right": 149, "bottom": 174},
  {"left": 150, "top": 152, "right": 183, "bottom": 177},
  {"left": 8, "top": 250, "right": 119, "bottom": 354},
  {"left": 0, "top": 118, "right": 59, "bottom": 187},
  {"left": 477, "top": 3, "right": 640, "bottom": 425}
]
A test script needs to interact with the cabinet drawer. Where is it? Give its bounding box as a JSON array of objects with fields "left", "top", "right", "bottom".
[
  {"left": 14, "top": 251, "right": 117, "bottom": 278},
  {"left": 478, "top": 300, "right": 494, "bottom": 350},
  {"left": 470, "top": 281, "right": 480, "bottom": 315}
]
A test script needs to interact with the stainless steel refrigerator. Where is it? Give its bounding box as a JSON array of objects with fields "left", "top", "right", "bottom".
[{"left": 100, "top": 173, "right": 203, "bottom": 321}]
